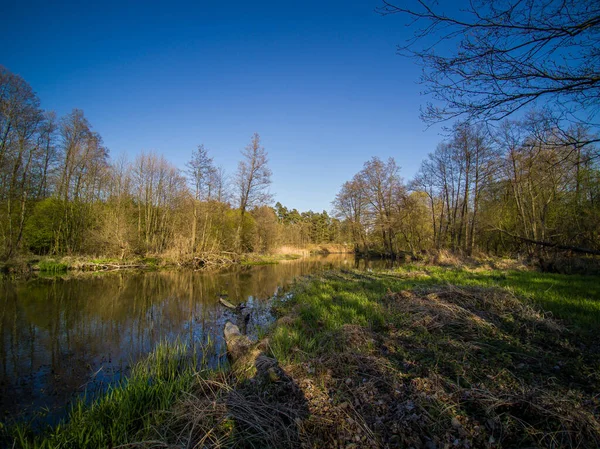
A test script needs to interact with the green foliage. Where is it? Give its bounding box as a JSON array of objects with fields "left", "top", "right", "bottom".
[
  {"left": 238, "top": 210, "right": 257, "bottom": 252},
  {"left": 24, "top": 198, "right": 64, "bottom": 255}
]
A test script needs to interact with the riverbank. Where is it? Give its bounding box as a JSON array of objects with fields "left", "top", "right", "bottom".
[
  {"left": 0, "top": 245, "right": 354, "bottom": 275},
  {"left": 4, "top": 264, "right": 599, "bottom": 448}
]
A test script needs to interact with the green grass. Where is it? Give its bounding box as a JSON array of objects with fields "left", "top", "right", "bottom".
[
  {"left": 2, "top": 339, "right": 217, "bottom": 449},
  {"left": 37, "top": 260, "right": 69, "bottom": 273},
  {"left": 404, "top": 265, "right": 600, "bottom": 330},
  {"left": 4, "top": 264, "right": 598, "bottom": 448},
  {"left": 269, "top": 266, "right": 600, "bottom": 365},
  {"left": 270, "top": 272, "right": 387, "bottom": 364},
  {"left": 266, "top": 266, "right": 600, "bottom": 447}
]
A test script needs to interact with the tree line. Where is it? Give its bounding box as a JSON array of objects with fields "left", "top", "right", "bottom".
[
  {"left": 0, "top": 66, "right": 341, "bottom": 261},
  {"left": 332, "top": 0, "right": 599, "bottom": 260},
  {"left": 333, "top": 115, "right": 599, "bottom": 258}
]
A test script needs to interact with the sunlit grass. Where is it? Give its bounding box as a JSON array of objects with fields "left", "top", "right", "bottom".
[
  {"left": 413, "top": 266, "right": 600, "bottom": 329},
  {"left": 270, "top": 266, "right": 600, "bottom": 365},
  {"left": 266, "top": 266, "right": 600, "bottom": 447}
]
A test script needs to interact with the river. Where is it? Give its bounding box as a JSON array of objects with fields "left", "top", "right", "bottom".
[{"left": 0, "top": 254, "right": 386, "bottom": 425}]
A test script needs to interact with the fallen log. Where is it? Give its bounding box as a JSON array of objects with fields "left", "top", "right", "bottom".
[
  {"left": 219, "top": 297, "right": 237, "bottom": 309},
  {"left": 223, "top": 321, "right": 283, "bottom": 382},
  {"left": 223, "top": 321, "right": 254, "bottom": 364},
  {"left": 494, "top": 228, "right": 600, "bottom": 256},
  {"left": 82, "top": 263, "right": 148, "bottom": 271},
  {"left": 219, "top": 297, "right": 246, "bottom": 311}
]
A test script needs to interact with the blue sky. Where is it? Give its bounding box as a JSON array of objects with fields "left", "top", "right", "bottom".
[{"left": 3, "top": 0, "right": 447, "bottom": 213}]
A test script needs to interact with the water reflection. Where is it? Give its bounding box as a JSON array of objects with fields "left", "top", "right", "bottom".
[{"left": 0, "top": 254, "right": 369, "bottom": 423}]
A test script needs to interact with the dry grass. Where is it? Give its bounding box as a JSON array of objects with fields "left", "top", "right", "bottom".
[
  {"left": 265, "top": 272, "right": 600, "bottom": 448},
  {"left": 151, "top": 359, "right": 309, "bottom": 449},
  {"left": 146, "top": 280, "right": 599, "bottom": 448}
]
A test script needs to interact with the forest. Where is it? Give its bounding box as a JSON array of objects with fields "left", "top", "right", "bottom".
[
  {"left": 334, "top": 118, "right": 600, "bottom": 260},
  {"left": 0, "top": 66, "right": 342, "bottom": 263},
  {"left": 2, "top": 65, "right": 598, "bottom": 267}
]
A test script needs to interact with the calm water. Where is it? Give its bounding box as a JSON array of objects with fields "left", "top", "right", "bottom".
[{"left": 0, "top": 254, "right": 383, "bottom": 424}]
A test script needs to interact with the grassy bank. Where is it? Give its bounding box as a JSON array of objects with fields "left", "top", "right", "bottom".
[
  {"left": 240, "top": 253, "right": 303, "bottom": 265},
  {"left": 264, "top": 267, "right": 600, "bottom": 448},
  {"left": 1, "top": 340, "right": 219, "bottom": 449},
  {"left": 0, "top": 251, "right": 306, "bottom": 274},
  {"left": 0, "top": 255, "right": 163, "bottom": 275},
  {"left": 3, "top": 265, "right": 599, "bottom": 448}
]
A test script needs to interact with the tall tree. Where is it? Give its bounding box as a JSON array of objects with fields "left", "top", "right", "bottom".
[
  {"left": 358, "top": 157, "right": 403, "bottom": 256},
  {"left": 234, "top": 133, "right": 272, "bottom": 251},
  {"left": 55, "top": 109, "right": 109, "bottom": 253},
  {"left": 36, "top": 111, "right": 59, "bottom": 198},
  {"left": 186, "top": 144, "right": 214, "bottom": 202},
  {"left": 333, "top": 177, "right": 368, "bottom": 252},
  {"left": 0, "top": 67, "right": 45, "bottom": 257},
  {"left": 186, "top": 144, "right": 215, "bottom": 252}
]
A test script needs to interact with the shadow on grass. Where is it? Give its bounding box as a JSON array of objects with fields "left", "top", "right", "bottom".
[
  {"left": 163, "top": 352, "right": 309, "bottom": 449},
  {"left": 266, "top": 269, "right": 600, "bottom": 448}
]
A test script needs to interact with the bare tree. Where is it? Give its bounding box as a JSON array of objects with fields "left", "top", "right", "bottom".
[
  {"left": 357, "top": 157, "right": 404, "bottom": 256},
  {"left": 36, "top": 111, "right": 59, "bottom": 198},
  {"left": 333, "top": 177, "right": 369, "bottom": 252},
  {"left": 236, "top": 133, "right": 272, "bottom": 216},
  {"left": 186, "top": 144, "right": 215, "bottom": 252},
  {"left": 412, "top": 162, "right": 442, "bottom": 249},
  {"left": 379, "top": 0, "right": 600, "bottom": 136},
  {"left": 207, "top": 165, "right": 229, "bottom": 203},
  {"left": 102, "top": 154, "right": 134, "bottom": 258},
  {"left": 132, "top": 152, "right": 187, "bottom": 254},
  {"left": 186, "top": 144, "right": 214, "bottom": 201},
  {"left": 235, "top": 133, "right": 273, "bottom": 251}
]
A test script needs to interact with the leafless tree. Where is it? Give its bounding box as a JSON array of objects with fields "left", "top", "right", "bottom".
[
  {"left": 357, "top": 157, "right": 404, "bottom": 256},
  {"left": 186, "top": 144, "right": 214, "bottom": 202},
  {"left": 207, "top": 165, "right": 229, "bottom": 203},
  {"left": 186, "top": 144, "right": 216, "bottom": 252},
  {"left": 236, "top": 133, "right": 272, "bottom": 216},
  {"left": 333, "top": 177, "right": 369, "bottom": 251},
  {"left": 379, "top": 0, "right": 600, "bottom": 140},
  {"left": 235, "top": 133, "right": 273, "bottom": 251},
  {"left": 132, "top": 152, "right": 188, "bottom": 253}
]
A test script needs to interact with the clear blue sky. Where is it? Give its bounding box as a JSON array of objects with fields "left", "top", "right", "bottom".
[{"left": 3, "top": 0, "right": 446, "bottom": 213}]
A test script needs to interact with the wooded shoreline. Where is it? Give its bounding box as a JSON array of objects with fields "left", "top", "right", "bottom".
[{"left": 0, "top": 245, "right": 355, "bottom": 275}]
